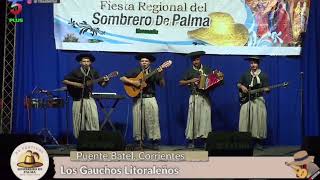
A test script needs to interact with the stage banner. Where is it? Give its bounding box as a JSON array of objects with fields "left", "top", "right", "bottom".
[
  {"left": 53, "top": 0, "right": 310, "bottom": 55},
  {"left": 53, "top": 155, "right": 302, "bottom": 178}
]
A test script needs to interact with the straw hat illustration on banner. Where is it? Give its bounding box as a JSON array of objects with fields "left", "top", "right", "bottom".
[
  {"left": 188, "top": 12, "right": 249, "bottom": 46},
  {"left": 17, "top": 150, "right": 43, "bottom": 168},
  {"left": 287, "top": 150, "right": 315, "bottom": 166},
  {"left": 285, "top": 150, "right": 320, "bottom": 178}
]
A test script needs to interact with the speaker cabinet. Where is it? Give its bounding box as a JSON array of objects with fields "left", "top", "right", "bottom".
[
  {"left": 77, "top": 131, "right": 124, "bottom": 151},
  {"left": 205, "top": 132, "right": 254, "bottom": 156}
]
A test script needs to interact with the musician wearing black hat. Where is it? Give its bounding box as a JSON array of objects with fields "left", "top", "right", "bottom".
[
  {"left": 120, "top": 53, "right": 165, "bottom": 149},
  {"left": 63, "top": 53, "right": 109, "bottom": 138},
  {"left": 179, "top": 51, "right": 223, "bottom": 148},
  {"left": 237, "top": 56, "right": 270, "bottom": 145}
]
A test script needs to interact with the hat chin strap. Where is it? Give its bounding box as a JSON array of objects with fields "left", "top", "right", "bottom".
[
  {"left": 193, "top": 64, "right": 204, "bottom": 74},
  {"left": 80, "top": 66, "right": 90, "bottom": 76}
]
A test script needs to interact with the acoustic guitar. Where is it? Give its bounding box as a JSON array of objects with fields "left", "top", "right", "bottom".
[
  {"left": 124, "top": 60, "right": 172, "bottom": 97},
  {"left": 85, "top": 71, "right": 119, "bottom": 86},
  {"left": 239, "top": 82, "right": 288, "bottom": 104},
  {"left": 67, "top": 71, "right": 119, "bottom": 98},
  {"left": 285, "top": 162, "right": 308, "bottom": 178}
]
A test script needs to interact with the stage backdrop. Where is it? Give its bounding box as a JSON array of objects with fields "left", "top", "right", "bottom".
[
  {"left": 54, "top": 0, "right": 310, "bottom": 55},
  {"left": 13, "top": 0, "right": 319, "bottom": 146}
]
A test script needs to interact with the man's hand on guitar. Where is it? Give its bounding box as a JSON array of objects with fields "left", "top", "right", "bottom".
[
  {"left": 103, "top": 76, "right": 110, "bottom": 82},
  {"left": 130, "top": 80, "right": 141, "bottom": 88},
  {"left": 157, "top": 67, "right": 163, "bottom": 73},
  {"left": 263, "top": 87, "right": 270, "bottom": 93},
  {"left": 240, "top": 85, "right": 249, "bottom": 93},
  {"left": 74, "top": 82, "right": 84, "bottom": 89},
  {"left": 189, "top": 78, "right": 199, "bottom": 85}
]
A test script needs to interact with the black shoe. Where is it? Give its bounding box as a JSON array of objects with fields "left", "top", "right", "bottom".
[
  {"left": 254, "top": 138, "right": 265, "bottom": 151},
  {"left": 151, "top": 140, "right": 160, "bottom": 150},
  {"left": 254, "top": 143, "right": 265, "bottom": 151},
  {"left": 186, "top": 139, "right": 195, "bottom": 149},
  {"left": 152, "top": 143, "right": 160, "bottom": 150},
  {"left": 195, "top": 138, "right": 206, "bottom": 149},
  {"left": 186, "top": 142, "right": 195, "bottom": 149},
  {"left": 134, "top": 140, "right": 141, "bottom": 147}
]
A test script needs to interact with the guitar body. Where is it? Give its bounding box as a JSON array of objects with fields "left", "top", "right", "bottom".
[
  {"left": 239, "top": 91, "right": 259, "bottom": 104},
  {"left": 123, "top": 60, "right": 173, "bottom": 97},
  {"left": 124, "top": 72, "right": 146, "bottom": 97}
]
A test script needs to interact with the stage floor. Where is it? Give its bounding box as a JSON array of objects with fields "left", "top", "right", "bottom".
[{"left": 44, "top": 144, "right": 300, "bottom": 157}]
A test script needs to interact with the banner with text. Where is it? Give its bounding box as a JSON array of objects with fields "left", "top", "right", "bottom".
[
  {"left": 53, "top": 155, "right": 306, "bottom": 178},
  {"left": 54, "top": 0, "right": 310, "bottom": 55}
]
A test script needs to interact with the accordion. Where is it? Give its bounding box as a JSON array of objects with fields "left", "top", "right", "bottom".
[{"left": 198, "top": 70, "right": 224, "bottom": 90}]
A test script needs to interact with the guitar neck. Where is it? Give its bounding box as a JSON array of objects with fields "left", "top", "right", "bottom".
[
  {"left": 144, "top": 69, "right": 160, "bottom": 80},
  {"left": 249, "top": 84, "right": 284, "bottom": 94},
  {"left": 90, "top": 76, "right": 105, "bottom": 84},
  {"left": 87, "top": 72, "right": 117, "bottom": 85}
]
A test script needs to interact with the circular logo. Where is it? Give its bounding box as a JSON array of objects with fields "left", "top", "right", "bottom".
[{"left": 10, "top": 142, "right": 49, "bottom": 180}]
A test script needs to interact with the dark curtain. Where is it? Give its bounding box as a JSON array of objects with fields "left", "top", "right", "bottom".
[
  {"left": 301, "top": 0, "right": 320, "bottom": 137},
  {"left": 13, "top": 1, "right": 319, "bottom": 145}
]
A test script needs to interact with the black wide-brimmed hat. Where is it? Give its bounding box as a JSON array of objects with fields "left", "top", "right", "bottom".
[
  {"left": 135, "top": 53, "right": 156, "bottom": 62},
  {"left": 186, "top": 51, "right": 206, "bottom": 60},
  {"left": 75, "top": 53, "right": 95, "bottom": 62},
  {"left": 245, "top": 56, "right": 263, "bottom": 64}
]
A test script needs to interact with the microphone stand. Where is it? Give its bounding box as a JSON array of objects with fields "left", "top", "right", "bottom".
[
  {"left": 27, "top": 86, "right": 38, "bottom": 134},
  {"left": 139, "top": 69, "right": 145, "bottom": 150},
  {"left": 65, "top": 90, "right": 70, "bottom": 145},
  {"left": 191, "top": 84, "right": 197, "bottom": 150},
  {"left": 38, "top": 89, "right": 59, "bottom": 145},
  {"left": 247, "top": 87, "right": 251, "bottom": 137},
  {"left": 139, "top": 80, "right": 144, "bottom": 150},
  {"left": 79, "top": 67, "right": 89, "bottom": 138},
  {"left": 25, "top": 96, "right": 32, "bottom": 134},
  {"left": 137, "top": 68, "right": 155, "bottom": 150}
]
